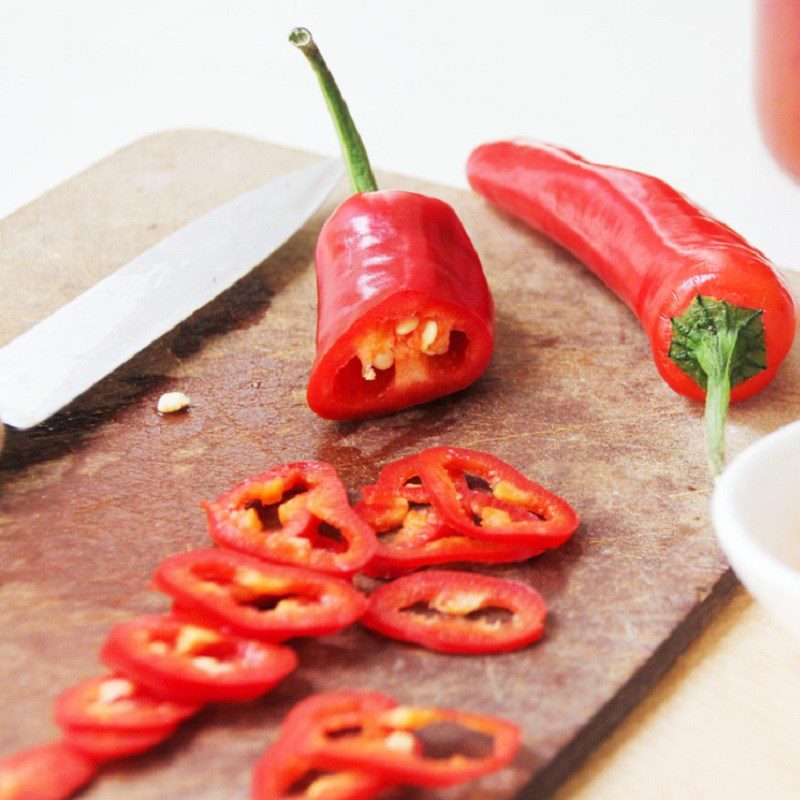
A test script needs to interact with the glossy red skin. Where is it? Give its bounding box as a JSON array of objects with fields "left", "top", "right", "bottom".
[
  {"left": 356, "top": 455, "right": 544, "bottom": 578},
  {"left": 203, "top": 462, "right": 376, "bottom": 575},
  {"left": 100, "top": 615, "right": 297, "bottom": 703},
  {"left": 61, "top": 726, "right": 175, "bottom": 762},
  {"left": 361, "top": 569, "right": 547, "bottom": 654},
  {"left": 297, "top": 697, "right": 521, "bottom": 788},
  {"left": 154, "top": 549, "right": 368, "bottom": 641},
  {"left": 417, "top": 447, "right": 579, "bottom": 548},
  {"left": 0, "top": 742, "right": 97, "bottom": 800},
  {"left": 55, "top": 674, "right": 200, "bottom": 734},
  {"left": 252, "top": 692, "right": 397, "bottom": 800},
  {"left": 467, "top": 139, "right": 796, "bottom": 403},
  {"left": 251, "top": 736, "right": 386, "bottom": 800},
  {"left": 308, "top": 190, "right": 494, "bottom": 420}
]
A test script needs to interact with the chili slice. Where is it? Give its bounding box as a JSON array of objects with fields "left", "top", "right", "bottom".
[
  {"left": 100, "top": 615, "right": 297, "bottom": 703},
  {"left": 252, "top": 692, "right": 397, "bottom": 800},
  {"left": 154, "top": 549, "right": 368, "bottom": 641},
  {"left": 0, "top": 742, "right": 97, "bottom": 800},
  {"left": 357, "top": 463, "right": 544, "bottom": 578},
  {"left": 295, "top": 694, "right": 520, "bottom": 788},
  {"left": 203, "top": 462, "right": 376, "bottom": 575},
  {"left": 361, "top": 570, "right": 546, "bottom": 654},
  {"left": 61, "top": 726, "right": 175, "bottom": 762},
  {"left": 417, "top": 447, "right": 579, "bottom": 547},
  {"left": 54, "top": 674, "right": 200, "bottom": 734}
]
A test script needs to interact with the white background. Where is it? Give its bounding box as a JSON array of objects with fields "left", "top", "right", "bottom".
[{"left": 2, "top": 0, "right": 799, "bottom": 268}]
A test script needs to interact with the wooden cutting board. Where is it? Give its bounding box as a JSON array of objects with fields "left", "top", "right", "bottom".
[{"left": 2, "top": 131, "right": 799, "bottom": 800}]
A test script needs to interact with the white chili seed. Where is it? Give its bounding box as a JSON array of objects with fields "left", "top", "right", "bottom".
[
  {"left": 420, "top": 320, "right": 439, "bottom": 353},
  {"left": 395, "top": 317, "right": 420, "bottom": 336},
  {"left": 157, "top": 391, "right": 190, "bottom": 414},
  {"left": 373, "top": 350, "right": 395, "bottom": 371}
]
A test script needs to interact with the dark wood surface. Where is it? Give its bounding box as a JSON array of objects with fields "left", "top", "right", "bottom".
[{"left": 2, "top": 131, "right": 799, "bottom": 799}]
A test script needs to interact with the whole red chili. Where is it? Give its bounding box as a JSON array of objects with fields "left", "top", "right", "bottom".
[
  {"left": 361, "top": 569, "right": 547, "bottom": 654},
  {"left": 467, "top": 139, "right": 796, "bottom": 474},
  {"left": 290, "top": 28, "right": 494, "bottom": 420}
]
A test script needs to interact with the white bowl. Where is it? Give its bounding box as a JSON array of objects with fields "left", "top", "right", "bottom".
[{"left": 712, "top": 419, "right": 800, "bottom": 642}]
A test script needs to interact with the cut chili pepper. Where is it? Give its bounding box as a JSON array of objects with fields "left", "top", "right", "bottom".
[
  {"left": 361, "top": 569, "right": 546, "bottom": 654},
  {"left": 0, "top": 742, "right": 97, "bottom": 800},
  {"left": 154, "top": 549, "right": 368, "bottom": 641},
  {"left": 61, "top": 725, "right": 175, "bottom": 762},
  {"left": 290, "top": 28, "right": 493, "bottom": 421},
  {"left": 252, "top": 692, "right": 396, "bottom": 800},
  {"left": 356, "top": 455, "right": 544, "bottom": 578},
  {"left": 100, "top": 615, "right": 297, "bottom": 703},
  {"left": 295, "top": 693, "right": 521, "bottom": 788},
  {"left": 203, "top": 462, "right": 376, "bottom": 575},
  {"left": 467, "top": 139, "right": 797, "bottom": 474},
  {"left": 55, "top": 674, "right": 200, "bottom": 734},
  {"left": 417, "top": 447, "right": 579, "bottom": 548},
  {"left": 251, "top": 736, "right": 386, "bottom": 800}
]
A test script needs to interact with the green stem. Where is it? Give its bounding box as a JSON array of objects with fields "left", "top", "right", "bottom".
[
  {"left": 669, "top": 295, "right": 766, "bottom": 477},
  {"left": 694, "top": 327, "right": 736, "bottom": 477},
  {"left": 289, "top": 27, "right": 378, "bottom": 194}
]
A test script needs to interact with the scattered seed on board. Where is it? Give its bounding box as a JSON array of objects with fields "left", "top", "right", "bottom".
[{"left": 157, "top": 392, "right": 191, "bottom": 414}]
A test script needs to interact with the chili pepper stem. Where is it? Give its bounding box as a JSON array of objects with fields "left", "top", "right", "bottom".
[
  {"left": 694, "top": 332, "right": 735, "bottom": 477},
  {"left": 289, "top": 27, "right": 378, "bottom": 194}
]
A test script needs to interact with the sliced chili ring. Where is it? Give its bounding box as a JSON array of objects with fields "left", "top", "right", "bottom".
[
  {"left": 61, "top": 725, "right": 176, "bottom": 762},
  {"left": 361, "top": 569, "right": 546, "bottom": 654},
  {"left": 417, "top": 447, "right": 579, "bottom": 547},
  {"left": 356, "top": 456, "right": 544, "bottom": 578},
  {"left": 203, "top": 462, "right": 376, "bottom": 575},
  {"left": 296, "top": 695, "right": 521, "bottom": 788},
  {"left": 0, "top": 742, "right": 97, "bottom": 800},
  {"left": 251, "top": 736, "right": 387, "bottom": 800},
  {"left": 154, "top": 549, "right": 368, "bottom": 641},
  {"left": 252, "top": 692, "right": 397, "bottom": 800},
  {"left": 54, "top": 674, "right": 200, "bottom": 734},
  {"left": 100, "top": 615, "right": 297, "bottom": 703}
]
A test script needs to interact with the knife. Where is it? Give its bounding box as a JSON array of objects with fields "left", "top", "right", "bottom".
[{"left": 0, "top": 158, "right": 342, "bottom": 430}]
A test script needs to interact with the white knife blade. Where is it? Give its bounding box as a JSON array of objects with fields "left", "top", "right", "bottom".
[{"left": 0, "top": 159, "right": 342, "bottom": 429}]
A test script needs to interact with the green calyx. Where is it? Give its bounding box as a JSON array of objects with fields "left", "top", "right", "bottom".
[
  {"left": 289, "top": 27, "right": 378, "bottom": 195},
  {"left": 669, "top": 295, "right": 766, "bottom": 476}
]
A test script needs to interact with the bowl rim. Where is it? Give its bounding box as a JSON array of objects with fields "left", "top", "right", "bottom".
[{"left": 712, "top": 417, "right": 800, "bottom": 598}]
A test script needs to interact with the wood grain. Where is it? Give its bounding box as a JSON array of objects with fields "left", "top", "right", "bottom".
[{"left": 1, "top": 131, "right": 798, "bottom": 799}]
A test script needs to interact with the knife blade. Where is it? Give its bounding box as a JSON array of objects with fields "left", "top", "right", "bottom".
[{"left": 0, "top": 158, "right": 342, "bottom": 430}]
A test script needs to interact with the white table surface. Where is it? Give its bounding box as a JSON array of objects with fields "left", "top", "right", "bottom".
[
  {"left": 4, "top": 3, "right": 800, "bottom": 799},
  {"left": 2, "top": 0, "right": 800, "bottom": 270}
]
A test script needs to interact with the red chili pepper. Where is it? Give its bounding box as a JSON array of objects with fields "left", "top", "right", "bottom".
[
  {"left": 203, "top": 462, "right": 376, "bottom": 575},
  {"left": 154, "top": 549, "right": 368, "bottom": 640},
  {"left": 361, "top": 569, "right": 547, "bottom": 654},
  {"left": 416, "top": 447, "right": 579, "bottom": 548},
  {"left": 355, "top": 455, "right": 544, "bottom": 578},
  {"left": 100, "top": 615, "right": 297, "bottom": 703},
  {"left": 467, "top": 139, "right": 797, "bottom": 474},
  {"left": 290, "top": 28, "right": 494, "bottom": 420},
  {"left": 294, "top": 692, "right": 521, "bottom": 788},
  {"left": 60, "top": 726, "right": 175, "bottom": 762},
  {"left": 252, "top": 692, "right": 397, "bottom": 800},
  {"left": 0, "top": 742, "right": 97, "bottom": 800},
  {"left": 55, "top": 674, "right": 200, "bottom": 735}
]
